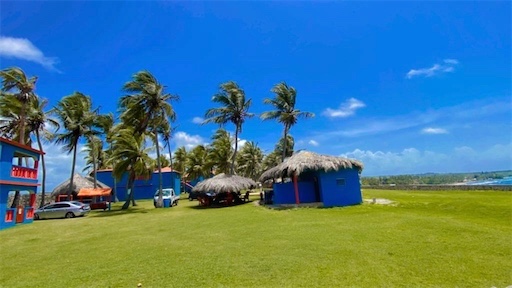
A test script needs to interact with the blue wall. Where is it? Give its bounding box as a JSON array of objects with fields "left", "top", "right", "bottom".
[
  {"left": 1, "top": 139, "right": 40, "bottom": 230},
  {"left": 97, "top": 170, "right": 181, "bottom": 202},
  {"left": 273, "top": 181, "right": 316, "bottom": 204},
  {"left": 271, "top": 169, "right": 362, "bottom": 207},
  {"left": 0, "top": 141, "right": 40, "bottom": 186},
  {"left": 319, "top": 169, "right": 362, "bottom": 207}
]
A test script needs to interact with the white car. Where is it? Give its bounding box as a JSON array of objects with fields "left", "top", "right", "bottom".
[
  {"left": 35, "top": 201, "right": 90, "bottom": 219},
  {"left": 153, "top": 188, "right": 179, "bottom": 207}
]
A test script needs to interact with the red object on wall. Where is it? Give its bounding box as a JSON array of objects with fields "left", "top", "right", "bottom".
[
  {"left": 16, "top": 206, "right": 24, "bottom": 223},
  {"left": 11, "top": 165, "right": 38, "bottom": 179},
  {"left": 5, "top": 210, "right": 14, "bottom": 222},
  {"left": 26, "top": 208, "right": 34, "bottom": 219},
  {"left": 30, "top": 193, "right": 36, "bottom": 207}
]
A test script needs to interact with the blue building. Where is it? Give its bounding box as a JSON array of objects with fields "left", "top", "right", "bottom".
[
  {"left": 259, "top": 151, "right": 364, "bottom": 207},
  {"left": 0, "top": 137, "right": 43, "bottom": 230},
  {"left": 96, "top": 167, "right": 181, "bottom": 201}
]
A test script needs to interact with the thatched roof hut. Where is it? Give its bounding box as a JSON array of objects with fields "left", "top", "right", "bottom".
[
  {"left": 192, "top": 173, "right": 256, "bottom": 193},
  {"left": 51, "top": 174, "right": 110, "bottom": 197},
  {"left": 259, "top": 150, "right": 363, "bottom": 183}
]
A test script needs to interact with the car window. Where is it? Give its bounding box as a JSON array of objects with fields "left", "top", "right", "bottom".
[
  {"left": 44, "top": 204, "right": 55, "bottom": 209},
  {"left": 54, "top": 203, "right": 70, "bottom": 208},
  {"left": 154, "top": 190, "right": 172, "bottom": 196}
]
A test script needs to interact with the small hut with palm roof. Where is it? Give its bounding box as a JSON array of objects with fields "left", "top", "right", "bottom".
[
  {"left": 192, "top": 173, "right": 256, "bottom": 194},
  {"left": 51, "top": 173, "right": 110, "bottom": 200},
  {"left": 192, "top": 173, "right": 256, "bottom": 206},
  {"left": 259, "top": 150, "right": 364, "bottom": 207}
]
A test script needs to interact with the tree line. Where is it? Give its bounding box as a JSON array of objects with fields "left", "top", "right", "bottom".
[
  {"left": 0, "top": 67, "right": 314, "bottom": 209},
  {"left": 361, "top": 170, "right": 512, "bottom": 186}
]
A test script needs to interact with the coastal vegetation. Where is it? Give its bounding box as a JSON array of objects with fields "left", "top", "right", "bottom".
[
  {"left": 0, "top": 67, "right": 315, "bottom": 207},
  {"left": 362, "top": 170, "right": 512, "bottom": 185}
]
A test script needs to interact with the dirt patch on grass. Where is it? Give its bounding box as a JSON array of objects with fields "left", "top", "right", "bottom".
[{"left": 364, "top": 198, "right": 395, "bottom": 205}]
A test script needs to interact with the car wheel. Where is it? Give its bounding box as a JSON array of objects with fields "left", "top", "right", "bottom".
[
  {"left": 34, "top": 213, "right": 39, "bottom": 220},
  {"left": 65, "top": 212, "right": 75, "bottom": 218}
]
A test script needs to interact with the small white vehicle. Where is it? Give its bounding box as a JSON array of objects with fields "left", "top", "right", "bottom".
[{"left": 153, "top": 188, "right": 179, "bottom": 207}]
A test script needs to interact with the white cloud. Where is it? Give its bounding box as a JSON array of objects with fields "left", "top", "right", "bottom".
[
  {"left": 0, "top": 36, "right": 60, "bottom": 72},
  {"left": 341, "top": 143, "right": 512, "bottom": 176},
  {"left": 421, "top": 127, "right": 449, "bottom": 134},
  {"left": 192, "top": 117, "right": 204, "bottom": 124},
  {"left": 406, "top": 59, "right": 459, "bottom": 79},
  {"left": 443, "top": 59, "right": 459, "bottom": 65},
  {"left": 322, "top": 98, "right": 366, "bottom": 118},
  {"left": 308, "top": 140, "right": 319, "bottom": 146},
  {"left": 173, "top": 131, "right": 205, "bottom": 150},
  {"left": 237, "top": 139, "right": 247, "bottom": 148},
  {"left": 315, "top": 98, "right": 509, "bottom": 139}
]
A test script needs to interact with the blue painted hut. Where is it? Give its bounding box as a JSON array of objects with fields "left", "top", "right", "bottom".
[
  {"left": 259, "top": 151, "right": 364, "bottom": 207},
  {"left": 0, "top": 137, "right": 43, "bottom": 230},
  {"left": 96, "top": 167, "right": 181, "bottom": 201}
]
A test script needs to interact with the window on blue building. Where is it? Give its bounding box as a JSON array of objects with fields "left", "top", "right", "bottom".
[{"left": 336, "top": 178, "right": 345, "bottom": 186}]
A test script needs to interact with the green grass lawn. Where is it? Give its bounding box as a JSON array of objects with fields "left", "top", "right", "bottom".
[{"left": 1, "top": 190, "right": 510, "bottom": 288}]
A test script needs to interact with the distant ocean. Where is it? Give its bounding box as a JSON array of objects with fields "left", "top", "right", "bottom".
[{"left": 466, "top": 176, "right": 512, "bottom": 186}]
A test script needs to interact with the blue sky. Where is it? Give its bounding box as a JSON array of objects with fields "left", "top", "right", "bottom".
[{"left": 1, "top": 1, "right": 511, "bottom": 190}]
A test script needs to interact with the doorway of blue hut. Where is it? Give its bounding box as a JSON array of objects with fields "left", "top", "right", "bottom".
[{"left": 313, "top": 177, "right": 321, "bottom": 202}]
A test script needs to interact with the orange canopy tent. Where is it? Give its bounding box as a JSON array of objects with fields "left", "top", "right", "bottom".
[{"left": 77, "top": 188, "right": 112, "bottom": 210}]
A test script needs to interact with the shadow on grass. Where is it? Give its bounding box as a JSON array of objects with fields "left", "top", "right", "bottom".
[
  {"left": 187, "top": 200, "right": 254, "bottom": 210},
  {"left": 89, "top": 207, "right": 150, "bottom": 218}
]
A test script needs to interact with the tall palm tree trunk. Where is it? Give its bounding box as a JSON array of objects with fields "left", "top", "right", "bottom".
[
  {"left": 110, "top": 143, "right": 119, "bottom": 202},
  {"left": 92, "top": 144, "right": 98, "bottom": 189},
  {"left": 122, "top": 174, "right": 136, "bottom": 209},
  {"left": 231, "top": 124, "right": 240, "bottom": 175},
  {"left": 19, "top": 103, "right": 26, "bottom": 145},
  {"left": 35, "top": 130, "right": 47, "bottom": 207},
  {"left": 68, "top": 140, "right": 78, "bottom": 200},
  {"left": 167, "top": 139, "right": 173, "bottom": 169},
  {"left": 281, "top": 125, "right": 289, "bottom": 162},
  {"left": 11, "top": 105, "right": 27, "bottom": 208},
  {"left": 155, "top": 132, "right": 164, "bottom": 207}
]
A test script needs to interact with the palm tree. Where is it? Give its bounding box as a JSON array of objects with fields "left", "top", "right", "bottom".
[
  {"left": 207, "top": 128, "right": 233, "bottom": 175},
  {"left": 203, "top": 81, "right": 253, "bottom": 174},
  {"left": 0, "top": 67, "right": 38, "bottom": 145},
  {"left": 261, "top": 82, "right": 314, "bottom": 162},
  {"left": 111, "top": 128, "right": 153, "bottom": 209},
  {"left": 0, "top": 67, "right": 38, "bottom": 208},
  {"left": 173, "top": 146, "right": 188, "bottom": 180},
  {"left": 120, "top": 70, "right": 179, "bottom": 208},
  {"left": 0, "top": 95, "right": 58, "bottom": 207},
  {"left": 275, "top": 134, "right": 295, "bottom": 160},
  {"left": 262, "top": 151, "right": 281, "bottom": 172},
  {"left": 186, "top": 145, "right": 211, "bottom": 181},
  {"left": 158, "top": 121, "right": 177, "bottom": 169},
  {"left": 26, "top": 97, "right": 59, "bottom": 207},
  {"left": 53, "top": 92, "right": 98, "bottom": 200},
  {"left": 156, "top": 155, "right": 171, "bottom": 168},
  {"left": 236, "top": 141, "right": 263, "bottom": 180},
  {"left": 82, "top": 135, "right": 103, "bottom": 187},
  {"left": 96, "top": 113, "right": 119, "bottom": 201}
]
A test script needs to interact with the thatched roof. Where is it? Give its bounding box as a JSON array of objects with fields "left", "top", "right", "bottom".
[
  {"left": 51, "top": 174, "right": 110, "bottom": 197},
  {"left": 192, "top": 173, "right": 257, "bottom": 193},
  {"left": 259, "top": 150, "right": 364, "bottom": 183}
]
